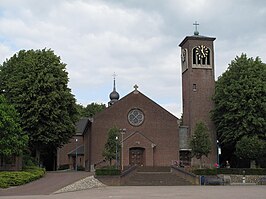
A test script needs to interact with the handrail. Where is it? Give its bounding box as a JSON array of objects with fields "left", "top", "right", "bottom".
[
  {"left": 121, "top": 165, "right": 137, "bottom": 177},
  {"left": 171, "top": 165, "right": 198, "bottom": 178},
  {"left": 171, "top": 165, "right": 200, "bottom": 185},
  {"left": 94, "top": 159, "right": 106, "bottom": 168}
]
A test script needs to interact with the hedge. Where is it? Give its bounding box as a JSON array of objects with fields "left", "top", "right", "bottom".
[
  {"left": 95, "top": 167, "right": 121, "bottom": 176},
  {"left": 0, "top": 166, "right": 45, "bottom": 188},
  {"left": 57, "top": 164, "right": 70, "bottom": 170},
  {"left": 192, "top": 168, "right": 266, "bottom": 176}
]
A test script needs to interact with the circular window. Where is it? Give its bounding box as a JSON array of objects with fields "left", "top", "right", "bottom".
[{"left": 128, "top": 109, "right": 144, "bottom": 126}]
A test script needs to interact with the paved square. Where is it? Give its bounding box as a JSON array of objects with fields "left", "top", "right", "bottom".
[{"left": 1, "top": 186, "right": 266, "bottom": 199}]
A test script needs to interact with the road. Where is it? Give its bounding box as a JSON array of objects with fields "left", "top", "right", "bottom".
[{"left": 1, "top": 185, "right": 266, "bottom": 199}]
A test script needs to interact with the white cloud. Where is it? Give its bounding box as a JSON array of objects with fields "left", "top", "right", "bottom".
[
  {"left": 0, "top": 0, "right": 265, "bottom": 117},
  {"left": 0, "top": 44, "right": 13, "bottom": 63}
]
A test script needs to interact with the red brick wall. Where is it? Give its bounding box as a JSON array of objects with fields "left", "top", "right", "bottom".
[
  {"left": 57, "top": 135, "right": 84, "bottom": 169},
  {"left": 180, "top": 36, "right": 217, "bottom": 167},
  {"left": 0, "top": 156, "right": 22, "bottom": 171},
  {"left": 88, "top": 91, "right": 179, "bottom": 170}
]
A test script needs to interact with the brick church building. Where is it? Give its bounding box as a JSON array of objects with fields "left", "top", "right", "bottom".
[{"left": 57, "top": 30, "right": 217, "bottom": 171}]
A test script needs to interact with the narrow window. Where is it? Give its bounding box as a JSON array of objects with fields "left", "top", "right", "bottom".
[
  {"left": 193, "top": 84, "right": 197, "bottom": 92},
  {"left": 193, "top": 48, "right": 196, "bottom": 64},
  {"left": 207, "top": 49, "right": 210, "bottom": 65}
]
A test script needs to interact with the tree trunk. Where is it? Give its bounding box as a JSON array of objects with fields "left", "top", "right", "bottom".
[
  {"left": 250, "top": 160, "right": 256, "bottom": 168},
  {"left": 35, "top": 148, "right": 41, "bottom": 167}
]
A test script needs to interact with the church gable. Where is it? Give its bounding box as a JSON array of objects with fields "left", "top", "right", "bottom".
[
  {"left": 94, "top": 88, "right": 178, "bottom": 124},
  {"left": 90, "top": 87, "right": 179, "bottom": 168}
]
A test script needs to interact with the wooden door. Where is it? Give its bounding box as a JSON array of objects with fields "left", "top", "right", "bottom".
[{"left": 129, "top": 148, "right": 144, "bottom": 166}]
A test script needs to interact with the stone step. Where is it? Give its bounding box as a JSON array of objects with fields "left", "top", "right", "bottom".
[
  {"left": 123, "top": 171, "right": 192, "bottom": 186},
  {"left": 136, "top": 166, "right": 171, "bottom": 173}
]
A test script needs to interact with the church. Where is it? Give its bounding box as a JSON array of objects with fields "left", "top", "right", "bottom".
[{"left": 57, "top": 29, "right": 217, "bottom": 171}]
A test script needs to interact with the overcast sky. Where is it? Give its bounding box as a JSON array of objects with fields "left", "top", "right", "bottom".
[{"left": 0, "top": 0, "right": 265, "bottom": 118}]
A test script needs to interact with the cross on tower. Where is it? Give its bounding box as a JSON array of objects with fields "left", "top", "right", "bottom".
[
  {"left": 112, "top": 72, "right": 117, "bottom": 91},
  {"left": 134, "top": 84, "right": 138, "bottom": 91},
  {"left": 193, "top": 21, "right": 199, "bottom": 35},
  {"left": 112, "top": 72, "right": 117, "bottom": 80}
]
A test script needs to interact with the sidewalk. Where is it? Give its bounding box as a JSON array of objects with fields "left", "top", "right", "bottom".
[{"left": 0, "top": 171, "right": 92, "bottom": 196}]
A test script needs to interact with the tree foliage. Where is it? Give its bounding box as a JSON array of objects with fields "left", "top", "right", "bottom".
[
  {"left": 235, "top": 135, "right": 265, "bottom": 161},
  {"left": 212, "top": 54, "right": 266, "bottom": 149},
  {"left": 190, "top": 122, "right": 212, "bottom": 166},
  {"left": 102, "top": 126, "right": 120, "bottom": 165},
  {"left": 0, "top": 95, "right": 28, "bottom": 157},
  {"left": 76, "top": 102, "right": 106, "bottom": 118},
  {"left": 0, "top": 49, "right": 78, "bottom": 156}
]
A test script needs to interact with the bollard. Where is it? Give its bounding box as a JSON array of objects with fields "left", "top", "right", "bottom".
[{"left": 242, "top": 170, "right": 245, "bottom": 183}]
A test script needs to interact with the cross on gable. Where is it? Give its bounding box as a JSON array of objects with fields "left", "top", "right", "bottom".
[{"left": 134, "top": 84, "right": 138, "bottom": 91}]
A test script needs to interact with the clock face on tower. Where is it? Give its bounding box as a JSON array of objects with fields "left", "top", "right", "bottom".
[
  {"left": 195, "top": 45, "right": 208, "bottom": 59},
  {"left": 181, "top": 48, "right": 188, "bottom": 73},
  {"left": 181, "top": 49, "right": 186, "bottom": 62}
]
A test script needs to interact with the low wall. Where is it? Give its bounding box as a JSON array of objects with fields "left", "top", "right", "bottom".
[
  {"left": 95, "top": 165, "right": 137, "bottom": 186},
  {"left": 120, "top": 166, "right": 137, "bottom": 185},
  {"left": 171, "top": 165, "right": 200, "bottom": 185},
  {"left": 230, "top": 175, "right": 266, "bottom": 183},
  {"left": 96, "top": 175, "right": 121, "bottom": 186}
]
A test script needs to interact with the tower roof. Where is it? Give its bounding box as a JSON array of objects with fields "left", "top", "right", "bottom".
[
  {"left": 179, "top": 35, "right": 216, "bottom": 47},
  {"left": 108, "top": 73, "right": 120, "bottom": 106}
]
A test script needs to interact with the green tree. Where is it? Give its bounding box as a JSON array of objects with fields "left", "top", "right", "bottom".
[
  {"left": 102, "top": 127, "right": 120, "bottom": 166},
  {"left": 0, "top": 95, "right": 28, "bottom": 158},
  {"left": 235, "top": 136, "right": 265, "bottom": 168},
  {"left": 0, "top": 49, "right": 78, "bottom": 164},
  {"left": 190, "top": 122, "right": 212, "bottom": 168},
  {"left": 212, "top": 54, "right": 266, "bottom": 153},
  {"left": 77, "top": 102, "right": 106, "bottom": 118}
]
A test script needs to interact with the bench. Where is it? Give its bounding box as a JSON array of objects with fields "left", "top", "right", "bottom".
[{"left": 204, "top": 176, "right": 224, "bottom": 185}]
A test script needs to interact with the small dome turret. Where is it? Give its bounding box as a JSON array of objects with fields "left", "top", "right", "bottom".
[
  {"left": 108, "top": 73, "right": 120, "bottom": 106},
  {"left": 109, "top": 90, "right": 119, "bottom": 100}
]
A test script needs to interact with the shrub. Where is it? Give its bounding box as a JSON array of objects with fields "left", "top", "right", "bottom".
[
  {"left": 57, "top": 164, "right": 70, "bottom": 170},
  {"left": 95, "top": 167, "right": 121, "bottom": 176},
  {"left": 22, "top": 153, "right": 38, "bottom": 167},
  {"left": 218, "top": 168, "right": 266, "bottom": 175},
  {"left": 192, "top": 168, "right": 266, "bottom": 175},
  {"left": 192, "top": 168, "right": 217, "bottom": 175},
  {"left": 77, "top": 165, "right": 85, "bottom": 171},
  {"left": 0, "top": 166, "right": 45, "bottom": 188}
]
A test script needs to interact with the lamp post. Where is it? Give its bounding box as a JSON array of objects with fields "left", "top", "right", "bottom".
[
  {"left": 75, "top": 138, "right": 78, "bottom": 171},
  {"left": 120, "top": 128, "right": 126, "bottom": 171},
  {"left": 115, "top": 136, "right": 118, "bottom": 169},
  {"left": 217, "top": 140, "right": 221, "bottom": 168}
]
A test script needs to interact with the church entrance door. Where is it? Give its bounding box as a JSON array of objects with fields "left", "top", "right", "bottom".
[
  {"left": 179, "top": 150, "right": 191, "bottom": 166},
  {"left": 129, "top": 147, "right": 145, "bottom": 166}
]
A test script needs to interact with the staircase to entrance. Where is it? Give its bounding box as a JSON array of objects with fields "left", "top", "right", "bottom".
[{"left": 122, "top": 166, "right": 194, "bottom": 186}]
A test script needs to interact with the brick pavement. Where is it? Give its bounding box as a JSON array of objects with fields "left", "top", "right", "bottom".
[{"left": 0, "top": 171, "right": 92, "bottom": 196}]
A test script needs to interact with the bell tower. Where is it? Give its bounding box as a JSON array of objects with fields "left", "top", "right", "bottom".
[{"left": 179, "top": 22, "right": 217, "bottom": 166}]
